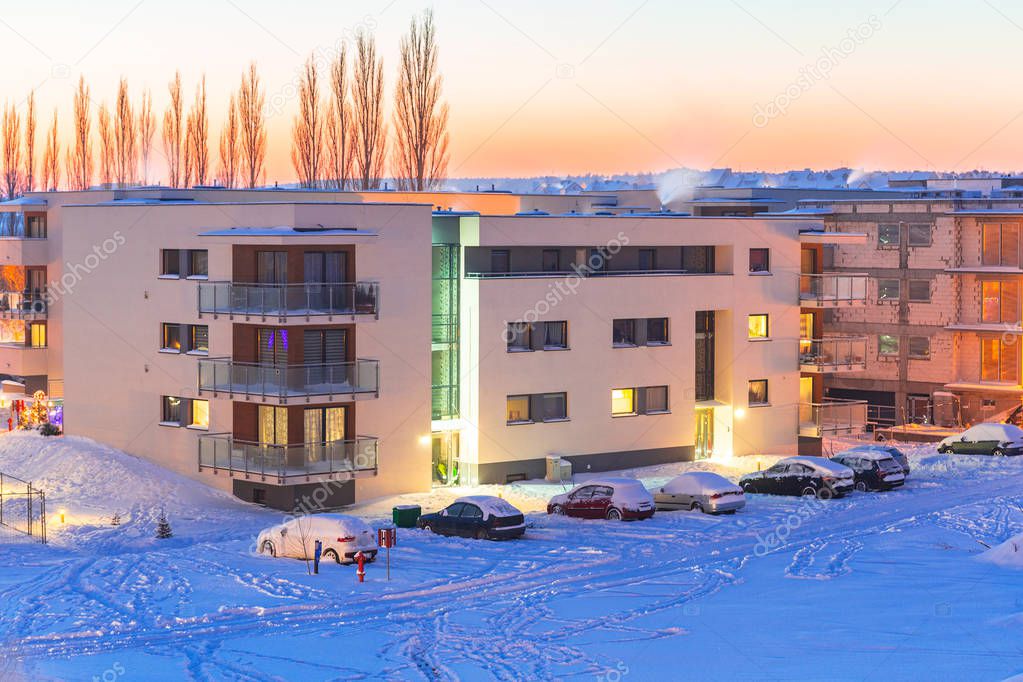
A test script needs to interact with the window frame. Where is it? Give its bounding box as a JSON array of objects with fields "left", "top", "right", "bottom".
[
  {"left": 747, "top": 379, "right": 769, "bottom": 407},
  {"left": 612, "top": 319, "right": 637, "bottom": 347},
  {"left": 646, "top": 317, "right": 670, "bottom": 345},
  {"left": 908, "top": 279, "right": 931, "bottom": 303},
  {"left": 611, "top": 387, "right": 637, "bottom": 417},
  {"left": 748, "top": 313, "right": 769, "bottom": 340},
  {"left": 543, "top": 321, "right": 568, "bottom": 350},
  {"left": 161, "top": 323, "right": 183, "bottom": 353},
  {"left": 161, "top": 395, "right": 184, "bottom": 426},
  {"left": 877, "top": 278, "right": 901, "bottom": 302},
  {"left": 908, "top": 336, "right": 931, "bottom": 360},
  {"left": 644, "top": 385, "right": 670, "bottom": 414},
  {"left": 748, "top": 248, "right": 771, "bottom": 274},
  {"left": 506, "top": 394, "right": 532, "bottom": 425},
  {"left": 879, "top": 334, "right": 900, "bottom": 357},
  {"left": 878, "top": 224, "right": 900, "bottom": 248},
  {"left": 506, "top": 322, "right": 532, "bottom": 352},
  {"left": 540, "top": 392, "right": 568, "bottom": 422},
  {"left": 188, "top": 399, "right": 210, "bottom": 430},
  {"left": 907, "top": 224, "right": 932, "bottom": 247}
]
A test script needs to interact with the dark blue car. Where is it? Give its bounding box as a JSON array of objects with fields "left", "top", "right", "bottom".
[{"left": 418, "top": 495, "right": 526, "bottom": 540}]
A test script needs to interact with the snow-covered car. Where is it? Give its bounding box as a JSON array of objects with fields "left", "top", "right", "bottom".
[
  {"left": 937, "top": 423, "right": 1023, "bottom": 456},
  {"left": 739, "top": 456, "right": 854, "bottom": 499},
  {"left": 832, "top": 449, "right": 906, "bottom": 492},
  {"left": 417, "top": 495, "right": 526, "bottom": 540},
  {"left": 848, "top": 443, "right": 910, "bottom": 476},
  {"left": 547, "top": 478, "right": 655, "bottom": 521},
  {"left": 654, "top": 471, "right": 745, "bottom": 514},
  {"left": 257, "top": 514, "right": 378, "bottom": 564}
]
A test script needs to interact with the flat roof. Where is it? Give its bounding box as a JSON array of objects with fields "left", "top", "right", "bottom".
[{"left": 199, "top": 227, "right": 378, "bottom": 237}]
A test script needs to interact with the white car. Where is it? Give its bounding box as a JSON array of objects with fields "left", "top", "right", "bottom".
[
  {"left": 257, "top": 514, "right": 378, "bottom": 564},
  {"left": 654, "top": 471, "right": 746, "bottom": 514}
]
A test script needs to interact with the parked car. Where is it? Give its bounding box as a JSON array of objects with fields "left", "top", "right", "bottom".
[
  {"left": 654, "top": 471, "right": 745, "bottom": 514},
  {"left": 547, "top": 478, "right": 655, "bottom": 521},
  {"left": 739, "top": 456, "right": 855, "bottom": 499},
  {"left": 832, "top": 449, "right": 906, "bottom": 492},
  {"left": 257, "top": 514, "right": 378, "bottom": 564},
  {"left": 417, "top": 496, "right": 526, "bottom": 540},
  {"left": 938, "top": 423, "right": 1023, "bottom": 456},
  {"left": 846, "top": 443, "right": 910, "bottom": 476}
]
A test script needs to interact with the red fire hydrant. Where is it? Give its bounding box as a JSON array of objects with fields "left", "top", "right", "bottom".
[{"left": 355, "top": 551, "right": 366, "bottom": 583}]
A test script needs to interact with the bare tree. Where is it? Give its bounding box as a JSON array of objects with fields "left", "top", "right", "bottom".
[
  {"left": 392, "top": 9, "right": 449, "bottom": 191},
  {"left": 218, "top": 93, "right": 239, "bottom": 188},
  {"left": 41, "top": 110, "right": 60, "bottom": 191},
  {"left": 138, "top": 89, "right": 155, "bottom": 185},
  {"left": 325, "top": 46, "right": 353, "bottom": 190},
  {"left": 1, "top": 103, "right": 21, "bottom": 199},
  {"left": 290, "top": 56, "right": 324, "bottom": 188},
  {"left": 352, "top": 32, "right": 387, "bottom": 190},
  {"left": 161, "top": 71, "right": 185, "bottom": 187},
  {"left": 97, "top": 104, "right": 114, "bottom": 186},
  {"left": 184, "top": 76, "right": 210, "bottom": 187},
  {"left": 66, "top": 76, "right": 93, "bottom": 191},
  {"left": 238, "top": 62, "right": 267, "bottom": 188},
  {"left": 114, "top": 78, "right": 138, "bottom": 186},
  {"left": 23, "top": 91, "right": 37, "bottom": 193}
]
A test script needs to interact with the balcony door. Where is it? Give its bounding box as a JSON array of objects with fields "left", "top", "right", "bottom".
[
  {"left": 304, "top": 406, "right": 347, "bottom": 465},
  {"left": 303, "top": 329, "right": 348, "bottom": 388},
  {"left": 304, "top": 251, "right": 347, "bottom": 311},
  {"left": 257, "top": 251, "right": 287, "bottom": 311},
  {"left": 258, "top": 405, "right": 288, "bottom": 445}
]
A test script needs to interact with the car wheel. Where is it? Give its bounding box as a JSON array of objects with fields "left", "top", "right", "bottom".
[
  {"left": 817, "top": 487, "right": 834, "bottom": 500},
  {"left": 606, "top": 507, "right": 623, "bottom": 521},
  {"left": 742, "top": 482, "right": 756, "bottom": 494},
  {"left": 938, "top": 445, "right": 951, "bottom": 454},
  {"left": 690, "top": 502, "right": 704, "bottom": 513},
  {"left": 421, "top": 522, "right": 433, "bottom": 533},
  {"left": 993, "top": 448, "right": 1006, "bottom": 457},
  {"left": 322, "top": 548, "right": 341, "bottom": 564},
  {"left": 801, "top": 486, "right": 817, "bottom": 498},
  {"left": 260, "top": 540, "right": 276, "bottom": 557},
  {"left": 551, "top": 504, "right": 565, "bottom": 515},
  {"left": 474, "top": 528, "right": 489, "bottom": 540},
  {"left": 854, "top": 481, "right": 868, "bottom": 493}
]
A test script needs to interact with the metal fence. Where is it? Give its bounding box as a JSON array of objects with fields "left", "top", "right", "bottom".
[{"left": 0, "top": 472, "right": 46, "bottom": 544}]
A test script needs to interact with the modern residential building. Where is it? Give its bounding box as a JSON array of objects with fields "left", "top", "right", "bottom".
[{"left": 0, "top": 186, "right": 849, "bottom": 509}]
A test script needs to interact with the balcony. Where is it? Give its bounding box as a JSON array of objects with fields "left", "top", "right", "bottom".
[
  {"left": 0, "top": 344, "right": 47, "bottom": 376},
  {"left": 799, "top": 398, "right": 868, "bottom": 438},
  {"left": 799, "top": 273, "right": 868, "bottom": 308},
  {"left": 197, "top": 282, "right": 379, "bottom": 320},
  {"left": 0, "top": 293, "right": 47, "bottom": 320},
  {"left": 799, "top": 337, "right": 867, "bottom": 373},
  {"left": 198, "top": 358, "right": 379, "bottom": 403},
  {"left": 198, "top": 434, "right": 378, "bottom": 484}
]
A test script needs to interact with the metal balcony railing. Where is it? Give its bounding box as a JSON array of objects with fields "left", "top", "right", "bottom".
[
  {"left": 799, "top": 337, "right": 867, "bottom": 371},
  {"left": 799, "top": 273, "right": 868, "bottom": 306},
  {"left": 198, "top": 358, "right": 379, "bottom": 401},
  {"left": 198, "top": 434, "right": 378, "bottom": 482},
  {"left": 0, "top": 292, "right": 47, "bottom": 318},
  {"left": 197, "top": 282, "right": 379, "bottom": 318},
  {"left": 799, "top": 398, "right": 868, "bottom": 438}
]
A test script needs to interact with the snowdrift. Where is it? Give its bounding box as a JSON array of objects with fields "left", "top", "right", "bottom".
[{"left": 980, "top": 533, "right": 1023, "bottom": 570}]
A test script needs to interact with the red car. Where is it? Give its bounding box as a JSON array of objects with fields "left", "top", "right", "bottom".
[{"left": 546, "top": 478, "right": 655, "bottom": 521}]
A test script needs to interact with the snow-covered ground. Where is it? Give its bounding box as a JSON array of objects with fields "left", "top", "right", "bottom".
[{"left": 2, "top": 433, "right": 1023, "bottom": 680}]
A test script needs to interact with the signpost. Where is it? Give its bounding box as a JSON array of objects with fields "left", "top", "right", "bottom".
[{"left": 378, "top": 526, "right": 397, "bottom": 581}]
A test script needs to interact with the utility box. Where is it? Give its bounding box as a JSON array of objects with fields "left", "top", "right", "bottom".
[
  {"left": 546, "top": 456, "right": 572, "bottom": 483},
  {"left": 392, "top": 505, "right": 421, "bottom": 528}
]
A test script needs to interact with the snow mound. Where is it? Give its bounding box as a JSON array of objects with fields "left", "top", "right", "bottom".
[{"left": 980, "top": 533, "right": 1023, "bottom": 569}]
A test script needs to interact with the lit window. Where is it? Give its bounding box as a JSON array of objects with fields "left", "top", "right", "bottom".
[
  {"left": 506, "top": 395, "right": 531, "bottom": 424},
  {"left": 29, "top": 322, "right": 46, "bottom": 349},
  {"left": 879, "top": 335, "right": 900, "bottom": 356},
  {"left": 748, "top": 314, "right": 769, "bottom": 339},
  {"left": 748, "top": 380, "right": 769, "bottom": 406},
  {"left": 162, "top": 323, "right": 182, "bottom": 352},
  {"left": 982, "top": 337, "right": 1019, "bottom": 383},
  {"left": 190, "top": 325, "right": 209, "bottom": 353},
  {"left": 611, "top": 388, "right": 635, "bottom": 416},
  {"left": 190, "top": 399, "right": 210, "bottom": 429},
  {"left": 162, "top": 396, "right": 182, "bottom": 425}
]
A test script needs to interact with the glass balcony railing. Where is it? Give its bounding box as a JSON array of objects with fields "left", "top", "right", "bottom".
[
  {"left": 197, "top": 282, "right": 379, "bottom": 317},
  {"left": 0, "top": 213, "right": 46, "bottom": 239},
  {"left": 198, "top": 359, "right": 379, "bottom": 400},
  {"left": 799, "top": 398, "right": 868, "bottom": 438},
  {"left": 799, "top": 337, "right": 867, "bottom": 371},
  {"left": 0, "top": 292, "right": 47, "bottom": 318},
  {"left": 198, "top": 434, "right": 378, "bottom": 482},
  {"left": 799, "top": 273, "right": 868, "bottom": 306}
]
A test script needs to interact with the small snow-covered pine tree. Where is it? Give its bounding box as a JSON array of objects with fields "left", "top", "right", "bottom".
[
  {"left": 110, "top": 512, "right": 121, "bottom": 526},
  {"left": 155, "top": 512, "right": 172, "bottom": 539}
]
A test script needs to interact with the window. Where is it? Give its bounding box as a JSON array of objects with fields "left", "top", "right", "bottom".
[
  {"left": 748, "top": 380, "right": 769, "bottom": 406},
  {"left": 907, "top": 224, "right": 932, "bottom": 247},
  {"left": 878, "top": 224, "right": 900, "bottom": 247},
  {"left": 190, "top": 325, "right": 209, "bottom": 353},
  {"left": 611, "top": 388, "right": 636, "bottom": 416},
  {"left": 645, "top": 386, "right": 669, "bottom": 413},
  {"left": 460, "top": 504, "right": 483, "bottom": 519},
  {"left": 683, "top": 246, "right": 714, "bottom": 274},
  {"left": 982, "top": 337, "right": 1019, "bottom": 383},
  {"left": 160, "top": 249, "right": 208, "bottom": 278},
  {"left": 542, "top": 249, "right": 561, "bottom": 272},
  {"left": 982, "top": 223, "right": 1021, "bottom": 267},
  {"left": 749, "top": 248, "right": 770, "bottom": 273},
  {"left": 506, "top": 395, "right": 530, "bottom": 423},
  {"left": 189, "top": 399, "right": 210, "bottom": 429},
  {"left": 908, "top": 280, "right": 931, "bottom": 302},
  {"left": 541, "top": 393, "right": 568, "bottom": 421},
  {"left": 161, "top": 249, "right": 181, "bottom": 277},
  {"left": 982, "top": 281, "right": 1019, "bottom": 324},
  {"left": 543, "top": 321, "right": 568, "bottom": 349},
  {"left": 748, "top": 314, "right": 769, "bottom": 339},
  {"left": 612, "top": 319, "right": 636, "bottom": 346},
  {"left": 29, "top": 322, "right": 46, "bottom": 349},
  {"left": 162, "top": 323, "right": 209, "bottom": 353},
  {"left": 507, "top": 323, "right": 531, "bottom": 352},
  {"left": 26, "top": 216, "right": 46, "bottom": 238},
  {"left": 162, "top": 323, "right": 182, "bottom": 352},
  {"left": 162, "top": 396, "right": 183, "bottom": 425},
  {"left": 879, "top": 334, "right": 900, "bottom": 356},
  {"left": 188, "top": 250, "right": 208, "bottom": 277},
  {"left": 491, "top": 249, "right": 510, "bottom": 273},
  {"left": 908, "top": 336, "right": 930, "bottom": 359},
  {"left": 646, "top": 318, "right": 669, "bottom": 345},
  {"left": 878, "top": 279, "right": 901, "bottom": 301},
  {"left": 639, "top": 248, "right": 657, "bottom": 271}
]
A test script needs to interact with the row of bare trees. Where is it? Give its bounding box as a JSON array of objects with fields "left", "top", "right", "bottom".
[{"left": 290, "top": 10, "right": 449, "bottom": 191}]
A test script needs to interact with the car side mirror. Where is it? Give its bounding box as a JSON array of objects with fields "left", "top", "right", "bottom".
[{"left": 280, "top": 529, "right": 287, "bottom": 536}]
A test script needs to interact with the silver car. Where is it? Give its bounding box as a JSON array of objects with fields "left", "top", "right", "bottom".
[{"left": 654, "top": 471, "right": 746, "bottom": 514}]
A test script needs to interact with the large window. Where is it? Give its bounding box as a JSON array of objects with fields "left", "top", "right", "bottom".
[
  {"left": 491, "top": 249, "right": 510, "bottom": 273},
  {"left": 507, "top": 322, "right": 531, "bottom": 352},
  {"left": 646, "top": 318, "right": 669, "bottom": 345},
  {"left": 506, "top": 393, "right": 567, "bottom": 424},
  {"left": 29, "top": 322, "right": 46, "bottom": 349},
  {"left": 506, "top": 395, "right": 530, "bottom": 423},
  {"left": 189, "top": 399, "right": 210, "bottom": 429},
  {"left": 982, "top": 223, "right": 1021, "bottom": 267},
  {"left": 878, "top": 279, "right": 901, "bottom": 302},
  {"left": 747, "top": 380, "right": 769, "bottom": 406},
  {"left": 611, "top": 388, "right": 636, "bottom": 416},
  {"left": 879, "top": 334, "right": 900, "bottom": 356},
  {"left": 748, "top": 314, "right": 769, "bottom": 339},
  {"left": 749, "top": 248, "right": 770, "bottom": 273},
  {"left": 162, "top": 396, "right": 209, "bottom": 428},
  {"left": 982, "top": 337, "right": 1019, "bottom": 383},
  {"left": 162, "top": 323, "right": 210, "bottom": 354},
  {"left": 908, "top": 336, "right": 931, "bottom": 359},
  {"left": 543, "top": 321, "right": 568, "bottom": 349},
  {"left": 541, "top": 393, "right": 568, "bottom": 421},
  {"left": 981, "top": 280, "right": 1019, "bottom": 324},
  {"left": 542, "top": 249, "right": 561, "bottom": 272},
  {"left": 612, "top": 319, "right": 637, "bottom": 346},
  {"left": 612, "top": 386, "right": 669, "bottom": 416},
  {"left": 908, "top": 280, "right": 931, "bottom": 303},
  {"left": 506, "top": 321, "right": 568, "bottom": 351},
  {"left": 639, "top": 248, "right": 657, "bottom": 271},
  {"left": 613, "top": 318, "right": 668, "bottom": 347},
  {"left": 878, "top": 224, "right": 900, "bottom": 247},
  {"left": 160, "top": 249, "right": 208, "bottom": 278},
  {"left": 907, "top": 224, "right": 932, "bottom": 247}
]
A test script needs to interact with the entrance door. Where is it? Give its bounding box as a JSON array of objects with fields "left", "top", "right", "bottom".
[
  {"left": 799, "top": 376, "right": 815, "bottom": 432},
  {"left": 695, "top": 409, "right": 714, "bottom": 460},
  {"left": 432, "top": 431, "right": 460, "bottom": 485}
]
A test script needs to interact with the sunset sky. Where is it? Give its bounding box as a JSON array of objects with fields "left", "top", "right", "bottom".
[{"left": 3, "top": 0, "right": 1023, "bottom": 182}]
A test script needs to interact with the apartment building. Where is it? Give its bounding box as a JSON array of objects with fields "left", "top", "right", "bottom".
[{"left": 0, "top": 187, "right": 842, "bottom": 509}]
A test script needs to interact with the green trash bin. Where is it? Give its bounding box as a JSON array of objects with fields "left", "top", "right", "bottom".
[{"left": 393, "top": 504, "right": 422, "bottom": 528}]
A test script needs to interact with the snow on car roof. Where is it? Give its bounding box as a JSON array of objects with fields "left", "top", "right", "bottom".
[
  {"left": 661, "top": 471, "right": 740, "bottom": 495},
  {"left": 962, "top": 423, "right": 1023, "bottom": 442},
  {"left": 837, "top": 448, "right": 897, "bottom": 462},
  {"left": 281, "top": 513, "right": 372, "bottom": 535},
  {"left": 585, "top": 477, "right": 646, "bottom": 488},
  {"left": 456, "top": 495, "right": 522, "bottom": 519},
  {"left": 782, "top": 456, "right": 852, "bottom": 475}
]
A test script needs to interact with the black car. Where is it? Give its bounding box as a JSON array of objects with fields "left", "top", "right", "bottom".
[
  {"left": 832, "top": 450, "right": 906, "bottom": 492},
  {"left": 739, "top": 456, "right": 855, "bottom": 499},
  {"left": 417, "top": 495, "right": 526, "bottom": 540},
  {"left": 852, "top": 443, "right": 910, "bottom": 476}
]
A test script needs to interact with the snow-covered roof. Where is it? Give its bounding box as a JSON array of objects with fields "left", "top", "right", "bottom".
[
  {"left": 199, "top": 227, "right": 378, "bottom": 237},
  {"left": 781, "top": 456, "right": 852, "bottom": 475},
  {"left": 456, "top": 495, "right": 522, "bottom": 519},
  {"left": 959, "top": 423, "right": 1023, "bottom": 443},
  {"left": 275, "top": 513, "right": 372, "bottom": 536},
  {"left": 836, "top": 448, "right": 897, "bottom": 462}
]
